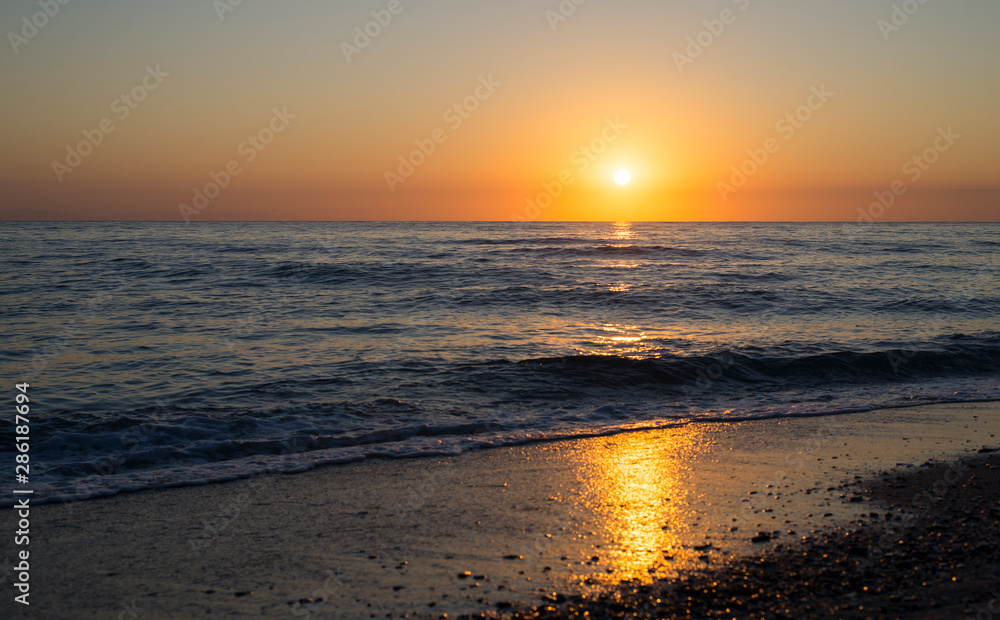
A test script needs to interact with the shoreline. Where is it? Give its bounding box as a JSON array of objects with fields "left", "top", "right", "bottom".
[
  {"left": 13, "top": 397, "right": 1000, "bottom": 510},
  {"left": 3, "top": 402, "right": 998, "bottom": 618},
  {"left": 489, "top": 451, "right": 1000, "bottom": 619}
]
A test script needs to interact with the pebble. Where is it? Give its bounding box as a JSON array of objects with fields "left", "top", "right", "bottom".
[{"left": 485, "top": 452, "right": 1000, "bottom": 620}]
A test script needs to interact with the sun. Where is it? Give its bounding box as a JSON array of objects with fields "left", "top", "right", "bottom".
[{"left": 615, "top": 169, "right": 631, "bottom": 185}]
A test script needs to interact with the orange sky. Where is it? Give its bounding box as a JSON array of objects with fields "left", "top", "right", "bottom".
[{"left": 1, "top": 1, "right": 998, "bottom": 221}]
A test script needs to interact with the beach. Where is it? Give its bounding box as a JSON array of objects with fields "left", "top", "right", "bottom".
[
  {"left": 4, "top": 401, "right": 997, "bottom": 619},
  {"left": 4, "top": 0, "right": 1000, "bottom": 616},
  {"left": 495, "top": 450, "right": 1000, "bottom": 620}
]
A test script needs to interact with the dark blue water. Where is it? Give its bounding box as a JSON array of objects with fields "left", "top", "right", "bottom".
[{"left": 1, "top": 222, "right": 998, "bottom": 505}]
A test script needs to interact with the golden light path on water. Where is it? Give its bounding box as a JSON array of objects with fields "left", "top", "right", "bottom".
[
  {"left": 572, "top": 222, "right": 708, "bottom": 583},
  {"left": 566, "top": 426, "right": 713, "bottom": 587},
  {"left": 611, "top": 221, "right": 634, "bottom": 241},
  {"left": 593, "top": 221, "right": 662, "bottom": 357},
  {"left": 545, "top": 221, "right": 700, "bottom": 586}
]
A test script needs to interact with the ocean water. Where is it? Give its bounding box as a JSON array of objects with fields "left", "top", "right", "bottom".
[{"left": 1, "top": 221, "right": 998, "bottom": 506}]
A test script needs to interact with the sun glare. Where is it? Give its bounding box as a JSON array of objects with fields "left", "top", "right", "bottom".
[{"left": 615, "top": 169, "right": 631, "bottom": 185}]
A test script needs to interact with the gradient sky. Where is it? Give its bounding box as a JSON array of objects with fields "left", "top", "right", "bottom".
[{"left": 1, "top": 0, "right": 998, "bottom": 221}]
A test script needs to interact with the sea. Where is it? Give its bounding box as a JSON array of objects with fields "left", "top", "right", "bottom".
[{"left": 1, "top": 221, "right": 998, "bottom": 507}]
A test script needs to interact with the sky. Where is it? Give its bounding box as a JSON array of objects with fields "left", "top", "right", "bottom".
[{"left": 1, "top": 0, "right": 998, "bottom": 221}]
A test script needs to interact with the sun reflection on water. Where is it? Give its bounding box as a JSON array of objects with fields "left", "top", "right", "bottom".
[
  {"left": 590, "top": 323, "right": 655, "bottom": 357},
  {"left": 611, "top": 221, "right": 634, "bottom": 242},
  {"left": 571, "top": 427, "right": 710, "bottom": 586}
]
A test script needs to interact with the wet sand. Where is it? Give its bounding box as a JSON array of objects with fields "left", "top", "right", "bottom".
[
  {"left": 2, "top": 401, "right": 997, "bottom": 619},
  {"left": 486, "top": 451, "right": 1000, "bottom": 619}
]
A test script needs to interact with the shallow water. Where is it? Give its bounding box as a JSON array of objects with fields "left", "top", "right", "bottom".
[{"left": 1, "top": 221, "right": 998, "bottom": 505}]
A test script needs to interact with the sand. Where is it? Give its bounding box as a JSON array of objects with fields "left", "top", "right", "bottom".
[
  {"left": 2, "top": 401, "right": 998, "bottom": 619},
  {"left": 489, "top": 453, "right": 1000, "bottom": 620}
]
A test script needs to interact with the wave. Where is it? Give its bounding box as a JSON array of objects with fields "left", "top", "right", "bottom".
[
  {"left": 5, "top": 390, "right": 997, "bottom": 509},
  {"left": 519, "top": 244, "right": 707, "bottom": 258},
  {"left": 510, "top": 337, "right": 1000, "bottom": 391},
  {"left": 452, "top": 236, "right": 597, "bottom": 246},
  {"left": 3, "top": 335, "right": 998, "bottom": 509},
  {"left": 3, "top": 222, "right": 998, "bottom": 509}
]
